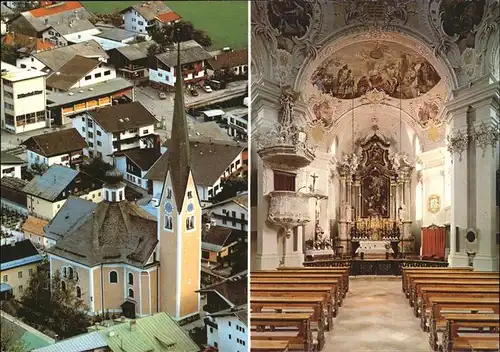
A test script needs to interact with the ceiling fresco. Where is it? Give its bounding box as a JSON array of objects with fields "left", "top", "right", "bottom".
[{"left": 311, "top": 41, "right": 441, "bottom": 100}]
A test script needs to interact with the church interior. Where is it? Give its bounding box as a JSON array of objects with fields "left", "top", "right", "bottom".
[{"left": 249, "top": 0, "right": 499, "bottom": 350}]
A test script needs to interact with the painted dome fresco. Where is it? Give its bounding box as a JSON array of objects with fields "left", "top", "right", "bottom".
[{"left": 311, "top": 41, "right": 441, "bottom": 100}]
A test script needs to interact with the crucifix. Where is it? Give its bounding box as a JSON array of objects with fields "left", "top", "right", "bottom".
[{"left": 310, "top": 173, "right": 318, "bottom": 193}]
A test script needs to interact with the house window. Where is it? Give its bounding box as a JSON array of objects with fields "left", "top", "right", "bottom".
[
  {"left": 61, "top": 281, "right": 66, "bottom": 291},
  {"left": 274, "top": 171, "right": 296, "bottom": 191},
  {"left": 82, "top": 126, "right": 86, "bottom": 132},
  {"left": 187, "top": 191, "right": 192, "bottom": 199},
  {"left": 109, "top": 271, "right": 118, "bottom": 283},
  {"left": 18, "top": 271, "right": 22, "bottom": 279},
  {"left": 97, "top": 141, "right": 102, "bottom": 147},
  {"left": 29, "top": 269, "right": 33, "bottom": 276},
  {"left": 76, "top": 286, "right": 81, "bottom": 298},
  {"left": 229, "top": 334, "right": 231, "bottom": 340},
  {"left": 20, "top": 64, "right": 27, "bottom": 68},
  {"left": 104, "top": 70, "right": 111, "bottom": 76},
  {"left": 165, "top": 215, "right": 173, "bottom": 230},
  {"left": 209, "top": 327, "right": 213, "bottom": 333},
  {"left": 138, "top": 21, "right": 144, "bottom": 25},
  {"left": 128, "top": 288, "right": 134, "bottom": 298},
  {"left": 186, "top": 216, "right": 194, "bottom": 230},
  {"left": 88, "top": 132, "right": 93, "bottom": 138},
  {"left": 85, "top": 75, "right": 91, "bottom": 80},
  {"left": 2, "top": 275, "right": 7, "bottom": 282},
  {"left": 128, "top": 273, "right": 134, "bottom": 285},
  {"left": 88, "top": 141, "right": 94, "bottom": 148},
  {"left": 18, "top": 285, "right": 23, "bottom": 294},
  {"left": 87, "top": 120, "right": 93, "bottom": 127},
  {"left": 95, "top": 73, "right": 101, "bottom": 78},
  {"left": 97, "top": 130, "right": 101, "bottom": 136},
  {"left": 229, "top": 321, "right": 231, "bottom": 326},
  {"left": 143, "top": 129, "right": 148, "bottom": 134},
  {"left": 166, "top": 188, "right": 172, "bottom": 199}
]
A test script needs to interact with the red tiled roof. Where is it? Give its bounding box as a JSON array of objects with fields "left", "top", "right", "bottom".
[
  {"left": 207, "top": 49, "right": 248, "bottom": 71},
  {"left": 29, "top": 1, "right": 82, "bottom": 18},
  {"left": 156, "top": 11, "right": 180, "bottom": 23},
  {"left": 2, "top": 33, "right": 55, "bottom": 53}
]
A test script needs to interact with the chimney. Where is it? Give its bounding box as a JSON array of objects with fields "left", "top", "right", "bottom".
[{"left": 129, "top": 320, "right": 137, "bottom": 331}]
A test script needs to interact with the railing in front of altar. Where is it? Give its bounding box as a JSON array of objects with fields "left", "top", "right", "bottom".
[{"left": 303, "top": 259, "right": 448, "bottom": 276}]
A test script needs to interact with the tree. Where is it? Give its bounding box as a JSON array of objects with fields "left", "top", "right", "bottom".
[
  {"left": 30, "top": 163, "right": 49, "bottom": 176},
  {"left": 82, "top": 157, "right": 114, "bottom": 181},
  {"left": 210, "top": 176, "right": 247, "bottom": 203},
  {"left": 18, "top": 268, "right": 90, "bottom": 339},
  {"left": 89, "top": 10, "right": 124, "bottom": 27},
  {"left": 12, "top": 1, "right": 39, "bottom": 12},
  {"left": 147, "top": 21, "right": 212, "bottom": 50},
  {"left": 1, "top": 43, "right": 22, "bottom": 65},
  {"left": 0, "top": 318, "right": 25, "bottom": 352}
]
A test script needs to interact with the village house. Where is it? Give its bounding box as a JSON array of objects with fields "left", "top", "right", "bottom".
[
  {"left": 114, "top": 147, "right": 161, "bottom": 191},
  {"left": 120, "top": 1, "right": 181, "bottom": 34},
  {"left": 0, "top": 239, "right": 43, "bottom": 300},
  {"left": 202, "top": 225, "right": 246, "bottom": 266},
  {"left": 8, "top": 1, "right": 94, "bottom": 39},
  {"left": 45, "top": 55, "right": 116, "bottom": 92},
  {"left": 21, "top": 128, "right": 87, "bottom": 170},
  {"left": 107, "top": 40, "right": 156, "bottom": 80},
  {"left": 198, "top": 271, "right": 247, "bottom": 314},
  {"left": 72, "top": 101, "right": 157, "bottom": 163},
  {"left": 1, "top": 61, "right": 48, "bottom": 134},
  {"left": 1, "top": 33, "right": 55, "bottom": 63},
  {"left": 45, "top": 77, "right": 133, "bottom": 126},
  {"left": 1, "top": 151, "right": 24, "bottom": 179},
  {"left": 206, "top": 305, "right": 248, "bottom": 352},
  {"left": 47, "top": 44, "right": 202, "bottom": 321},
  {"left": 40, "top": 17, "right": 99, "bottom": 47},
  {"left": 207, "top": 48, "right": 248, "bottom": 77},
  {"left": 16, "top": 39, "right": 108, "bottom": 74},
  {"left": 149, "top": 40, "right": 212, "bottom": 88},
  {"left": 21, "top": 215, "right": 49, "bottom": 249},
  {"left": 23, "top": 164, "right": 103, "bottom": 220},
  {"left": 0, "top": 177, "right": 28, "bottom": 215},
  {"left": 95, "top": 27, "right": 140, "bottom": 45},
  {"left": 203, "top": 193, "right": 248, "bottom": 232},
  {"left": 146, "top": 140, "right": 246, "bottom": 203},
  {"left": 32, "top": 313, "right": 199, "bottom": 352}
]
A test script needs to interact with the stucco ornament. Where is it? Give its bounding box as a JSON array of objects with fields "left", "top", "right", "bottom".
[
  {"left": 470, "top": 121, "right": 500, "bottom": 158},
  {"left": 446, "top": 128, "right": 469, "bottom": 161},
  {"left": 337, "top": 0, "right": 418, "bottom": 27}
]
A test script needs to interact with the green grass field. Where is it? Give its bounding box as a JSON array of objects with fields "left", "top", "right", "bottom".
[{"left": 81, "top": 1, "right": 248, "bottom": 50}]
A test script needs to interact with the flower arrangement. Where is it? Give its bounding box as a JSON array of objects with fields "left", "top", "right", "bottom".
[{"left": 305, "top": 237, "right": 333, "bottom": 250}]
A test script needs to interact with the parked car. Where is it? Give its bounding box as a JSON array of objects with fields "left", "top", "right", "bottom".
[
  {"left": 202, "top": 85, "right": 213, "bottom": 93},
  {"left": 190, "top": 88, "right": 199, "bottom": 96},
  {"left": 208, "top": 80, "right": 226, "bottom": 90},
  {"left": 158, "top": 92, "right": 167, "bottom": 100}
]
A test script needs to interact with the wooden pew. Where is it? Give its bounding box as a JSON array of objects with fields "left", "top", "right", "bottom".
[
  {"left": 427, "top": 298, "right": 499, "bottom": 349},
  {"left": 419, "top": 287, "right": 500, "bottom": 330},
  {"left": 251, "top": 272, "right": 348, "bottom": 297},
  {"left": 264, "top": 268, "right": 350, "bottom": 293},
  {"left": 405, "top": 273, "right": 499, "bottom": 298},
  {"left": 251, "top": 339, "right": 291, "bottom": 352},
  {"left": 438, "top": 313, "right": 499, "bottom": 352},
  {"left": 251, "top": 296, "right": 327, "bottom": 350},
  {"left": 250, "top": 286, "right": 338, "bottom": 318},
  {"left": 402, "top": 267, "right": 473, "bottom": 293},
  {"left": 409, "top": 279, "right": 499, "bottom": 307},
  {"left": 468, "top": 340, "right": 500, "bottom": 352},
  {"left": 251, "top": 313, "right": 314, "bottom": 352},
  {"left": 251, "top": 277, "right": 345, "bottom": 298}
]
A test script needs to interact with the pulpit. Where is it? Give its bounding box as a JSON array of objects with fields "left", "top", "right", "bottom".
[{"left": 355, "top": 240, "right": 393, "bottom": 259}]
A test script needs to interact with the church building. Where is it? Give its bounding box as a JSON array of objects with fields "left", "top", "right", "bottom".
[{"left": 47, "top": 38, "right": 201, "bottom": 321}]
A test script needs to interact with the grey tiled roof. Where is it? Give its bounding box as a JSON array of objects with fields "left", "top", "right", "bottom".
[
  {"left": 43, "top": 196, "right": 97, "bottom": 242},
  {"left": 156, "top": 40, "right": 212, "bottom": 67},
  {"left": 47, "top": 200, "right": 158, "bottom": 268},
  {"left": 95, "top": 28, "right": 137, "bottom": 42},
  {"left": 114, "top": 40, "right": 156, "bottom": 61},
  {"left": 1, "top": 151, "right": 24, "bottom": 165},
  {"left": 22, "top": 164, "right": 78, "bottom": 201}
]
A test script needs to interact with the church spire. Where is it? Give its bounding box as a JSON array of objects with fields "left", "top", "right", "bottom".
[{"left": 167, "top": 29, "right": 191, "bottom": 211}]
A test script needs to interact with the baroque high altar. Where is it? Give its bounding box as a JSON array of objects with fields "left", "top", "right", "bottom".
[{"left": 250, "top": 0, "right": 499, "bottom": 271}]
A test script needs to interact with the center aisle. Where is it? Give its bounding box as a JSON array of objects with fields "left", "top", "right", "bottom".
[{"left": 325, "top": 277, "right": 432, "bottom": 352}]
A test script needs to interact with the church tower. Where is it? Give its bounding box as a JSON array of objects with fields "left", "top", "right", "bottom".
[{"left": 158, "top": 35, "right": 201, "bottom": 321}]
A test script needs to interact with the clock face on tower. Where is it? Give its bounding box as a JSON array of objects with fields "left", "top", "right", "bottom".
[
  {"left": 187, "top": 203, "right": 194, "bottom": 212},
  {"left": 165, "top": 201, "right": 173, "bottom": 214}
]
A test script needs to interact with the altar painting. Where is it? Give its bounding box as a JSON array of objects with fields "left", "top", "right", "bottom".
[{"left": 361, "top": 168, "right": 390, "bottom": 218}]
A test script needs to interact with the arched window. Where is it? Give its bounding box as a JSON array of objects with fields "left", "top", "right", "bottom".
[
  {"left": 128, "top": 288, "right": 134, "bottom": 298},
  {"left": 109, "top": 271, "right": 118, "bottom": 283},
  {"left": 68, "top": 267, "right": 74, "bottom": 280},
  {"left": 128, "top": 273, "right": 133, "bottom": 285},
  {"left": 76, "top": 286, "right": 81, "bottom": 298},
  {"left": 62, "top": 267, "right": 67, "bottom": 278},
  {"left": 61, "top": 281, "right": 66, "bottom": 291}
]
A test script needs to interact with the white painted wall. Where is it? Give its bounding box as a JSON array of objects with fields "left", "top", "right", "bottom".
[
  {"left": 27, "top": 150, "right": 77, "bottom": 169},
  {"left": 70, "top": 64, "right": 116, "bottom": 90},
  {"left": 16, "top": 56, "right": 47, "bottom": 71},
  {"left": 64, "top": 28, "right": 101, "bottom": 43},
  {"left": 149, "top": 65, "right": 206, "bottom": 87},
  {"left": 205, "top": 201, "right": 247, "bottom": 231},
  {"left": 1, "top": 164, "right": 21, "bottom": 178},
  {"left": 206, "top": 315, "right": 247, "bottom": 352},
  {"left": 123, "top": 10, "right": 148, "bottom": 34},
  {"left": 42, "top": 28, "right": 68, "bottom": 47}
]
